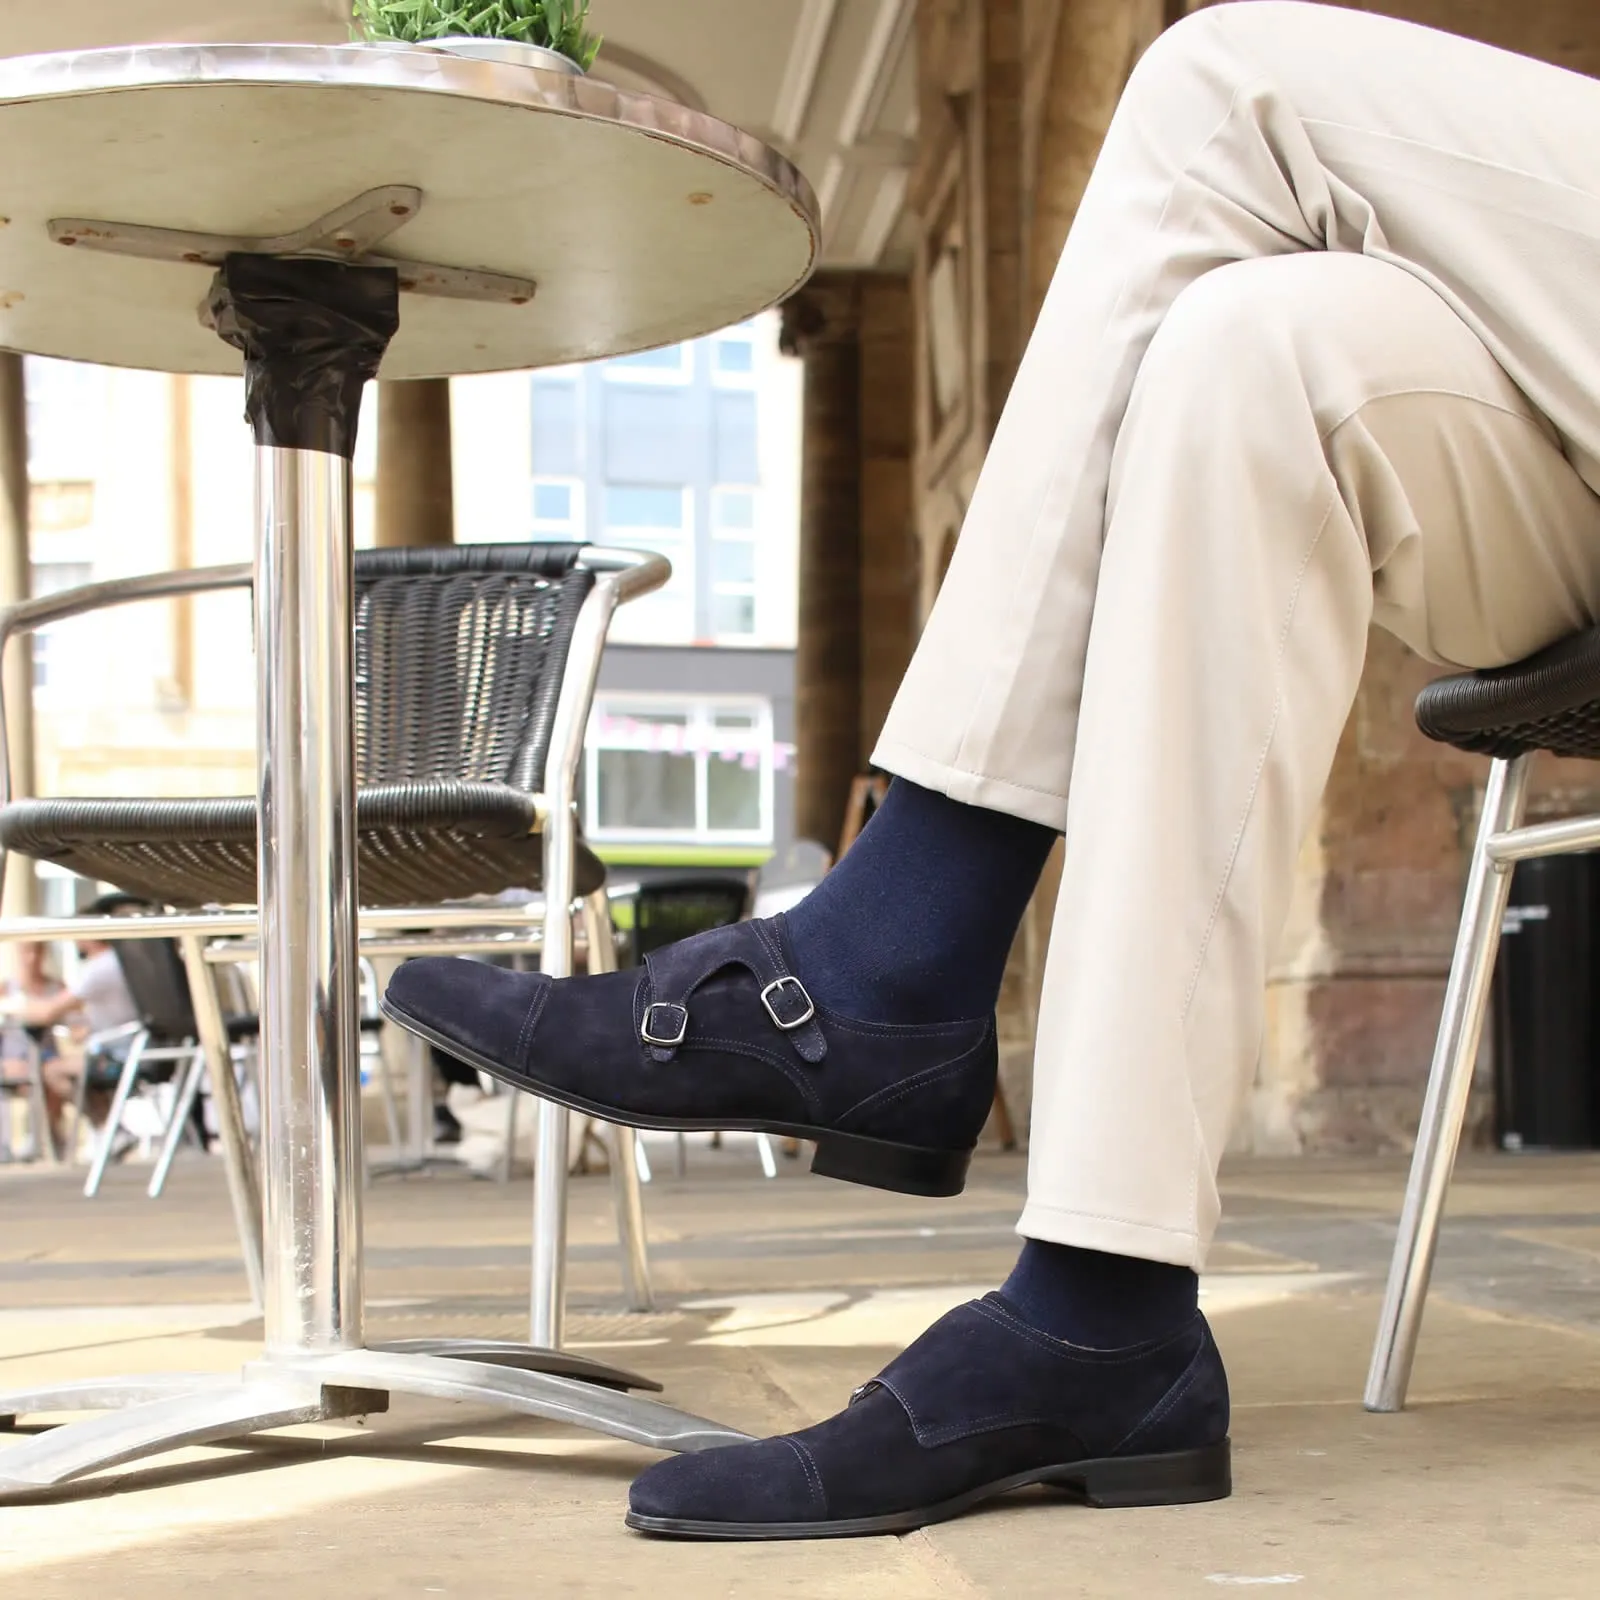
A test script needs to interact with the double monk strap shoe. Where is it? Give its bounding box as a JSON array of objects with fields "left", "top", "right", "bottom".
[
  {"left": 382, "top": 915, "right": 997, "bottom": 1197},
  {"left": 625, "top": 1295, "right": 1232, "bottom": 1540}
]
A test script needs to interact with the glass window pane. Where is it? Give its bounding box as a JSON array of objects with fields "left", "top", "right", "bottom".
[
  {"left": 605, "top": 485, "right": 686, "bottom": 529},
  {"left": 611, "top": 346, "right": 687, "bottom": 373},
  {"left": 712, "top": 540, "right": 755, "bottom": 585},
  {"left": 597, "top": 749, "right": 696, "bottom": 830},
  {"left": 713, "top": 710, "right": 759, "bottom": 730},
  {"left": 531, "top": 381, "right": 581, "bottom": 476},
  {"left": 713, "top": 392, "right": 758, "bottom": 484},
  {"left": 715, "top": 489, "right": 755, "bottom": 529},
  {"left": 533, "top": 482, "right": 573, "bottom": 521},
  {"left": 716, "top": 340, "right": 755, "bottom": 374},
  {"left": 713, "top": 592, "right": 756, "bottom": 636},
  {"left": 707, "top": 755, "right": 762, "bottom": 831}
]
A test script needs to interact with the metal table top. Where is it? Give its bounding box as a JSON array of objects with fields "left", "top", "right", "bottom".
[{"left": 0, "top": 42, "right": 820, "bottom": 378}]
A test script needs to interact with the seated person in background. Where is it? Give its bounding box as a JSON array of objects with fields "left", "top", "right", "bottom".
[
  {"left": 0, "top": 940, "right": 69, "bottom": 1151},
  {"left": 15, "top": 896, "right": 143, "bottom": 1155}
]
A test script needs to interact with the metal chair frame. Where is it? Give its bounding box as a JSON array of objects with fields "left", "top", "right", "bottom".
[
  {"left": 0, "top": 549, "right": 659, "bottom": 1332},
  {"left": 1362, "top": 750, "right": 1597, "bottom": 1411}
]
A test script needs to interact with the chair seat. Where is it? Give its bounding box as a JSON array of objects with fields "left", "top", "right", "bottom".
[
  {"left": 0, "top": 781, "right": 605, "bottom": 909},
  {"left": 1416, "top": 625, "right": 1600, "bottom": 759}
]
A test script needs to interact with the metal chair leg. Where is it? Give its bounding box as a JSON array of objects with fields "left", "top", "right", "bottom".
[
  {"left": 498, "top": 1089, "right": 521, "bottom": 1184},
  {"left": 179, "top": 936, "right": 265, "bottom": 1309},
  {"left": 755, "top": 1132, "right": 778, "bottom": 1179},
  {"left": 375, "top": 1032, "right": 405, "bottom": 1156},
  {"left": 83, "top": 1033, "right": 148, "bottom": 1198},
  {"left": 583, "top": 888, "right": 652, "bottom": 1311},
  {"left": 1365, "top": 754, "right": 1531, "bottom": 1413},
  {"left": 148, "top": 1048, "right": 206, "bottom": 1198}
]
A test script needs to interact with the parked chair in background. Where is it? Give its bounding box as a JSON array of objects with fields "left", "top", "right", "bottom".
[{"left": 84, "top": 936, "right": 259, "bottom": 1200}]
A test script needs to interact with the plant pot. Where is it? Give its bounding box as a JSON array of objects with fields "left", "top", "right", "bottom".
[{"left": 427, "top": 37, "right": 585, "bottom": 75}]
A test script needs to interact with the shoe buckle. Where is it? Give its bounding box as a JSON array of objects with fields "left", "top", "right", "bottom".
[
  {"left": 641, "top": 1002, "right": 689, "bottom": 1048},
  {"left": 760, "top": 976, "right": 816, "bottom": 1032}
]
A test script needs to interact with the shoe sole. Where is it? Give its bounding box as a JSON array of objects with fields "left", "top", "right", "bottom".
[
  {"left": 380, "top": 997, "right": 973, "bottom": 1198},
  {"left": 624, "top": 1439, "right": 1232, "bottom": 1540}
]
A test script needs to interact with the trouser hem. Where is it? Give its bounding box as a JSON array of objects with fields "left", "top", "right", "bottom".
[
  {"left": 1016, "top": 1200, "right": 1205, "bottom": 1271},
  {"left": 870, "top": 739, "right": 1070, "bottom": 832}
]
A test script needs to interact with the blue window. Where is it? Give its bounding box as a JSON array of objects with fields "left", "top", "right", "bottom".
[
  {"left": 534, "top": 482, "right": 573, "bottom": 523},
  {"left": 715, "top": 339, "right": 755, "bottom": 375},
  {"left": 605, "top": 485, "right": 687, "bottom": 529}
]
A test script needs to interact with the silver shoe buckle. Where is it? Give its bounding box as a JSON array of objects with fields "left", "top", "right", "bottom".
[
  {"left": 760, "top": 976, "right": 816, "bottom": 1032},
  {"left": 641, "top": 1002, "right": 689, "bottom": 1048}
]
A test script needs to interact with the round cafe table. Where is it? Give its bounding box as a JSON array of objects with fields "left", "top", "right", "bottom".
[{"left": 0, "top": 40, "right": 818, "bottom": 1496}]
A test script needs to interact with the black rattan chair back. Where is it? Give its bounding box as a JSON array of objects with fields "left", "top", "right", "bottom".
[
  {"left": 355, "top": 544, "right": 591, "bottom": 792},
  {"left": 0, "top": 544, "right": 605, "bottom": 908}
]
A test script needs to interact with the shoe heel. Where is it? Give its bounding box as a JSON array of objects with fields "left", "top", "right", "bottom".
[
  {"left": 808, "top": 1131, "right": 971, "bottom": 1197},
  {"left": 1047, "top": 1440, "right": 1232, "bottom": 1508}
]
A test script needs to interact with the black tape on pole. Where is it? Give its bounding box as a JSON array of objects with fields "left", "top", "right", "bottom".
[{"left": 207, "top": 254, "right": 400, "bottom": 459}]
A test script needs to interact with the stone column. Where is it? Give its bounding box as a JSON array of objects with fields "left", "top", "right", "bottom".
[
  {"left": 858, "top": 275, "right": 918, "bottom": 760},
  {"left": 782, "top": 275, "right": 864, "bottom": 853},
  {"left": 0, "top": 352, "right": 36, "bottom": 916},
  {"left": 376, "top": 378, "right": 454, "bottom": 548}
]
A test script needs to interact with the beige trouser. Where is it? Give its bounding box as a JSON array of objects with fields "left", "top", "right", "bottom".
[{"left": 874, "top": 1, "right": 1600, "bottom": 1267}]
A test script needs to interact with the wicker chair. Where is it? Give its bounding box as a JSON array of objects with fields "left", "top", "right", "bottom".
[
  {"left": 0, "top": 543, "right": 661, "bottom": 1319},
  {"left": 0, "top": 545, "right": 605, "bottom": 908},
  {"left": 1367, "top": 625, "right": 1600, "bottom": 1413}
]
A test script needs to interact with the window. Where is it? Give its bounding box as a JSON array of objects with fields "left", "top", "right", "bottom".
[
  {"left": 531, "top": 379, "right": 583, "bottom": 476},
  {"left": 602, "top": 483, "right": 694, "bottom": 644},
  {"left": 711, "top": 320, "right": 759, "bottom": 388},
  {"left": 710, "top": 487, "right": 759, "bottom": 640},
  {"left": 532, "top": 476, "right": 583, "bottom": 538},
  {"left": 585, "top": 696, "right": 774, "bottom": 844},
  {"left": 30, "top": 560, "right": 94, "bottom": 691},
  {"left": 605, "top": 343, "right": 693, "bottom": 384},
  {"left": 606, "top": 485, "right": 688, "bottom": 529}
]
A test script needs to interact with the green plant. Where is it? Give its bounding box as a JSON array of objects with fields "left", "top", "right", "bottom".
[{"left": 352, "top": 1, "right": 602, "bottom": 70}]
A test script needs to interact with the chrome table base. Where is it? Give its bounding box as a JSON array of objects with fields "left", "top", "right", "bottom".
[
  {"left": 0, "top": 258, "right": 732, "bottom": 1502},
  {"left": 0, "top": 1347, "right": 747, "bottom": 1496}
]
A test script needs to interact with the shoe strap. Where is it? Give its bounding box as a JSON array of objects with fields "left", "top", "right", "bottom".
[{"left": 642, "top": 917, "right": 827, "bottom": 1066}]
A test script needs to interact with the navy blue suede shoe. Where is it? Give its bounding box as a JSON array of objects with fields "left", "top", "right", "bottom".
[
  {"left": 382, "top": 916, "right": 996, "bottom": 1197},
  {"left": 626, "top": 1294, "right": 1231, "bottom": 1540}
]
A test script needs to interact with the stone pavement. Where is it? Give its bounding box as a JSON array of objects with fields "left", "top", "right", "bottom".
[{"left": 0, "top": 1142, "right": 1597, "bottom": 1597}]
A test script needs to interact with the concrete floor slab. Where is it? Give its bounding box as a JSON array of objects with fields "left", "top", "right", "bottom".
[{"left": 0, "top": 1147, "right": 1596, "bottom": 1596}]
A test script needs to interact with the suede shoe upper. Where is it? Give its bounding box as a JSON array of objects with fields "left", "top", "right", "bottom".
[
  {"left": 385, "top": 915, "right": 997, "bottom": 1157},
  {"left": 628, "top": 1294, "right": 1230, "bottom": 1529}
]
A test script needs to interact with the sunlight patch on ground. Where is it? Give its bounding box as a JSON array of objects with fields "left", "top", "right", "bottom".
[{"left": 684, "top": 1273, "right": 1351, "bottom": 1348}]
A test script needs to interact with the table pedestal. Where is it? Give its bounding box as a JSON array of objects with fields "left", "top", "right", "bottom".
[{"left": 0, "top": 257, "right": 744, "bottom": 1497}]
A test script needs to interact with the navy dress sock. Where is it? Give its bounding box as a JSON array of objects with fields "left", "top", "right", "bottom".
[
  {"left": 1000, "top": 1238, "right": 1200, "bottom": 1349},
  {"left": 783, "top": 778, "right": 1057, "bottom": 1024}
]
